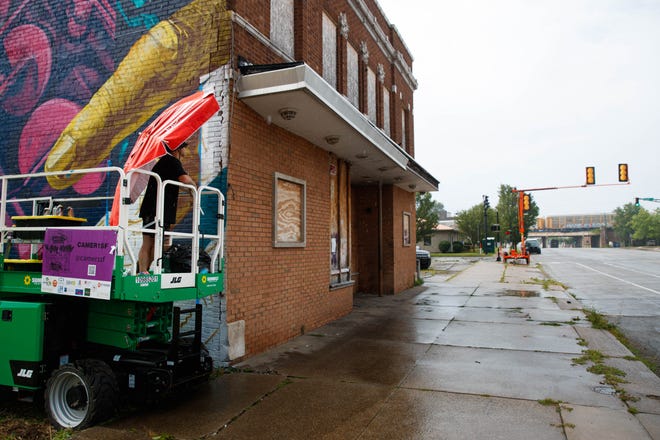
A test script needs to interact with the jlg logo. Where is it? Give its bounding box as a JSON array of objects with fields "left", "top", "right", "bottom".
[
  {"left": 170, "top": 276, "right": 182, "bottom": 284},
  {"left": 17, "top": 369, "right": 33, "bottom": 378}
]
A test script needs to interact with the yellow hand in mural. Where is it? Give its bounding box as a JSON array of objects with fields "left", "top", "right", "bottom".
[{"left": 46, "top": 0, "right": 231, "bottom": 189}]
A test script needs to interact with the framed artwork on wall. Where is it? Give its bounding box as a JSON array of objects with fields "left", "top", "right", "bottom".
[
  {"left": 403, "top": 211, "right": 411, "bottom": 246},
  {"left": 273, "top": 172, "right": 306, "bottom": 247}
]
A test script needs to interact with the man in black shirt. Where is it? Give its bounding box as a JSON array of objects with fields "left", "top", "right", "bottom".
[{"left": 138, "top": 143, "right": 195, "bottom": 273}]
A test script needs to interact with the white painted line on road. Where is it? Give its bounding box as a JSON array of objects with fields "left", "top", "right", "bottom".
[
  {"left": 576, "top": 263, "right": 660, "bottom": 295},
  {"left": 603, "top": 262, "right": 660, "bottom": 279}
]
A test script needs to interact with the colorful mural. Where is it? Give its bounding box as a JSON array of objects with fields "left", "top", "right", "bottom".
[{"left": 1, "top": 0, "right": 231, "bottom": 217}]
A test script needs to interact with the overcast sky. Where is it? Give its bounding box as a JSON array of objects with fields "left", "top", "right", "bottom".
[{"left": 377, "top": 0, "right": 660, "bottom": 217}]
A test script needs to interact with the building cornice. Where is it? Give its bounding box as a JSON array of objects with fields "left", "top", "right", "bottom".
[
  {"left": 232, "top": 6, "right": 417, "bottom": 92},
  {"left": 346, "top": 0, "right": 418, "bottom": 91}
]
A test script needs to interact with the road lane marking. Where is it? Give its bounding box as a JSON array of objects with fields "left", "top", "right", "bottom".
[
  {"left": 576, "top": 263, "right": 660, "bottom": 295},
  {"left": 603, "top": 262, "right": 660, "bottom": 279}
]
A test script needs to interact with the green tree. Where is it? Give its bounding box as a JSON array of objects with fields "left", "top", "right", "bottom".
[
  {"left": 415, "top": 193, "right": 444, "bottom": 243},
  {"left": 496, "top": 185, "right": 518, "bottom": 243},
  {"left": 613, "top": 203, "right": 642, "bottom": 246},
  {"left": 495, "top": 184, "right": 539, "bottom": 244},
  {"left": 631, "top": 208, "right": 660, "bottom": 243},
  {"left": 455, "top": 204, "right": 484, "bottom": 246}
]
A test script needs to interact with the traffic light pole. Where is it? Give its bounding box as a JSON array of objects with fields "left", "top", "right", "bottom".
[
  {"left": 514, "top": 182, "right": 630, "bottom": 193},
  {"left": 509, "top": 179, "right": 630, "bottom": 262},
  {"left": 501, "top": 189, "right": 531, "bottom": 264},
  {"left": 517, "top": 190, "right": 526, "bottom": 254},
  {"left": 635, "top": 197, "right": 660, "bottom": 205},
  {"left": 503, "top": 166, "right": 629, "bottom": 264}
]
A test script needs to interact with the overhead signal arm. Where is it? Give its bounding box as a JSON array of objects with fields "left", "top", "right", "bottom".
[
  {"left": 635, "top": 197, "right": 660, "bottom": 206},
  {"left": 503, "top": 164, "right": 630, "bottom": 265}
]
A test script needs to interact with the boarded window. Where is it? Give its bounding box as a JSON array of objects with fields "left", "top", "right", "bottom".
[
  {"left": 367, "top": 68, "right": 376, "bottom": 123},
  {"left": 270, "top": 0, "right": 294, "bottom": 58},
  {"left": 273, "top": 173, "right": 306, "bottom": 247},
  {"left": 382, "top": 85, "right": 390, "bottom": 136},
  {"left": 347, "top": 43, "right": 359, "bottom": 108},
  {"left": 401, "top": 108, "right": 407, "bottom": 149},
  {"left": 330, "top": 156, "right": 351, "bottom": 285},
  {"left": 322, "top": 13, "right": 337, "bottom": 89}
]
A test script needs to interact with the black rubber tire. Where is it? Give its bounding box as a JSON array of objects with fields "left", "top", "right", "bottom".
[
  {"left": 45, "top": 359, "right": 118, "bottom": 429},
  {"left": 0, "top": 385, "right": 13, "bottom": 402}
]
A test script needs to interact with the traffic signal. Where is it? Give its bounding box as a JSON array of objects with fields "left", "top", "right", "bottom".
[
  {"left": 635, "top": 197, "right": 640, "bottom": 206},
  {"left": 585, "top": 166, "right": 596, "bottom": 185},
  {"left": 483, "top": 195, "right": 490, "bottom": 210},
  {"left": 523, "top": 193, "right": 531, "bottom": 212},
  {"left": 618, "top": 163, "right": 629, "bottom": 182}
]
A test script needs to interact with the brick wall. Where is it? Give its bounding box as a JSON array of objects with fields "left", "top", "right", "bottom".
[
  {"left": 391, "top": 185, "right": 417, "bottom": 292},
  {"left": 225, "top": 101, "right": 353, "bottom": 357},
  {"left": 352, "top": 186, "right": 380, "bottom": 294},
  {"left": 380, "top": 185, "right": 393, "bottom": 294},
  {"left": 352, "top": 184, "right": 416, "bottom": 295}
]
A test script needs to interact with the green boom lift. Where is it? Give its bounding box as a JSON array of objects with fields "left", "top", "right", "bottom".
[{"left": 0, "top": 166, "right": 224, "bottom": 429}]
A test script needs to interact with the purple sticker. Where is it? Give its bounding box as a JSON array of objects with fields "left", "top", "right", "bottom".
[{"left": 42, "top": 229, "right": 117, "bottom": 282}]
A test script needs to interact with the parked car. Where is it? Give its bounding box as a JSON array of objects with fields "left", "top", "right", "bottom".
[
  {"left": 515, "top": 239, "right": 542, "bottom": 254},
  {"left": 525, "top": 239, "right": 542, "bottom": 254},
  {"left": 416, "top": 247, "right": 431, "bottom": 269}
]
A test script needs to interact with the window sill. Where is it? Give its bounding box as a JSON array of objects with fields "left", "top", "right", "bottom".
[{"left": 329, "top": 280, "right": 355, "bottom": 291}]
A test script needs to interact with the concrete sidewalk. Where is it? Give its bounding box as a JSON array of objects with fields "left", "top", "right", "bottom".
[{"left": 76, "top": 260, "right": 660, "bottom": 439}]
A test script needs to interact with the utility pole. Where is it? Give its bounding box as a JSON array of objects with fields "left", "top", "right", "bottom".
[
  {"left": 496, "top": 211, "right": 501, "bottom": 261},
  {"left": 483, "top": 195, "right": 489, "bottom": 249}
]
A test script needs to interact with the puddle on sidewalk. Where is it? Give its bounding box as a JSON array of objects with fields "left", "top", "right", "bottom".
[
  {"left": 499, "top": 289, "right": 539, "bottom": 297},
  {"left": 593, "top": 385, "right": 617, "bottom": 395}
]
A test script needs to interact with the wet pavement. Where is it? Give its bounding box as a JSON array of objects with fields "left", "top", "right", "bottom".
[{"left": 75, "top": 259, "right": 660, "bottom": 439}]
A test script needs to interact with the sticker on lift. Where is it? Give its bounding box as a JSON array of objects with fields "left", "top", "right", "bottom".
[{"left": 41, "top": 228, "right": 117, "bottom": 300}]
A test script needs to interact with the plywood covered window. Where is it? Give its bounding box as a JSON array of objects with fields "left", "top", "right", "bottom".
[
  {"left": 347, "top": 43, "right": 359, "bottom": 109},
  {"left": 382, "top": 85, "right": 390, "bottom": 136},
  {"left": 270, "top": 0, "right": 294, "bottom": 58},
  {"left": 273, "top": 173, "right": 306, "bottom": 247},
  {"left": 401, "top": 108, "right": 407, "bottom": 149},
  {"left": 322, "top": 13, "right": 337, "bottom": 89},
  {"left": 330, "top": 156, "right": 351, "bottom": 285},
  {"left": 367, "top": 68, "right": 376, "bottom": 123}
]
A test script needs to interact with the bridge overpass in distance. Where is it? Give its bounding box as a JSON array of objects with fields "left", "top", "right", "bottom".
[
  {"left": 529, "top": 229, "right": 608, "bottom": 248},
  {"left": 531, "top": 213, "right": 616, "bottom": 248}
]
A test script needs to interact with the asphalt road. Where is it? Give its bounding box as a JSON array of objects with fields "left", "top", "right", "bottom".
[{"left": 537, "top": 247, "right": 660, "bottom": 372}]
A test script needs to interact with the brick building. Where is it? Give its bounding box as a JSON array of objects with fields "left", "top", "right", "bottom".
[{"left": 0, "top": 0, "right": 437, "bottom": 362}]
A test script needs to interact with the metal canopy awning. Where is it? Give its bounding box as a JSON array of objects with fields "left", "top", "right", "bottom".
[{"left": 236, "top": 63, "right": 438, "bottom": 192}]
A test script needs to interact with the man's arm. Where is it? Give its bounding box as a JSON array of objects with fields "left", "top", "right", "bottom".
[
  {"left": 178, "top": 174, "right": 195, "bottom": 186},
  {"left": 178, "top": 173, "right": 195, "bottom": 196}
]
